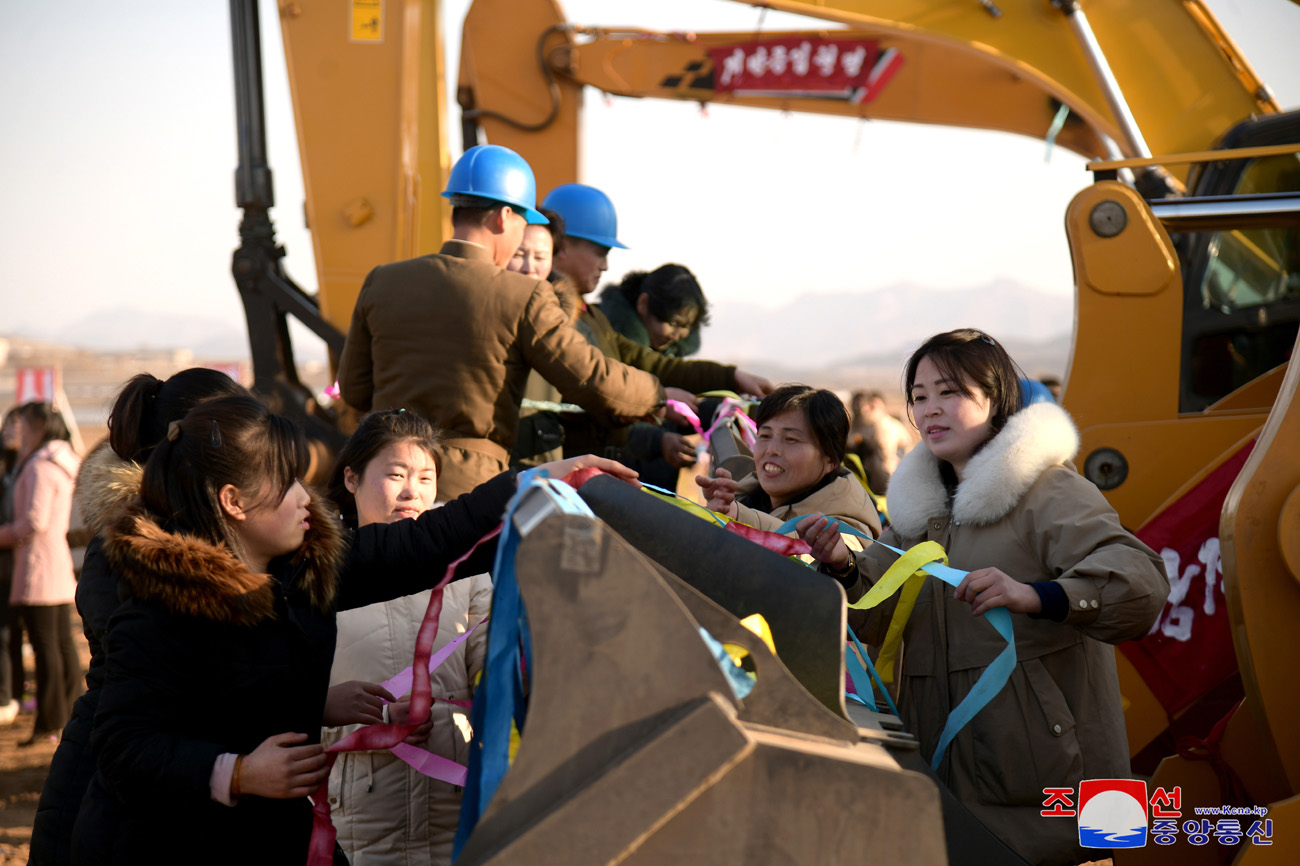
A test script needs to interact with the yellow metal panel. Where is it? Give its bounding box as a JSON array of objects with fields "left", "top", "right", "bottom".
[
  {"left": 279, "top": 0, "right": 449, "bottom": 337},
  {"left": 755, "top": 0, "right": 1275, "bottom": 181},
  {"left": 458, "top": 0, "right": 582, "bottom": 197},
  {"left": 564, "top": 28, "right": 1111, "bottom": 158},
  {"left": 1222, "top": 326, "right": 1300, "bottom": 795}
]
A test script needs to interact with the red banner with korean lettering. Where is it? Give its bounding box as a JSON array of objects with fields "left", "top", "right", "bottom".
[
  {"left": 708, "top": 38, "right": 903, "bottom": 104},
  {"left": 1120, "top": 441, "right": 1254, "bottom": 714}
]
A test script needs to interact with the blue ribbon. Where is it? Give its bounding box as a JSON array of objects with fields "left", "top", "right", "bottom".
[
  {"left": 454, "top": 471, "right": 595, "bottom": 858},
  {"left": 772, "top": 515, "right": 1017, "bottom": 772}
]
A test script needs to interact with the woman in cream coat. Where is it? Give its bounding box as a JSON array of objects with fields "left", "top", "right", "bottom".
[
  {"left": 324, "top": 410, "right": 491, "bottom": 866},
  {"left": 798, "top": 331, "right": 1169, "bottom": 866}
]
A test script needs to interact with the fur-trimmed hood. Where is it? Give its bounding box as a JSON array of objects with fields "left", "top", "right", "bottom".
[
  {"left": 75, "top": 440, "right": 144, "bottom": 536},
  {"left": 102, "top": 492, "right": 345, "bottom": 626},
  {"left": 886, "top": 402, "right": 1080, "bottom": 538}
]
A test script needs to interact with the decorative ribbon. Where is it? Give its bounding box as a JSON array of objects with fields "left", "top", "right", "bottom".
[
  {"left": 306, "top": 524, "right": 503, "bottom": 866},
  {"left": 1044, "top": 102, "right": 1070, "bottom": 162},
  {"left": 724, "top": 520, "right": 812, "bottom": 557},
  {"left": 708, "top": 397, "right": 757, "bottom": 451},
  {"left": 454, "top": 470, "right": 598, "bottom": 859},
  {"left": 666, "top": 399, "right": 705, "bottom": 435},
  {"left": 866, "top": 540, "right": 1016, "bottom": 772},
  {"left": 771, "top": 517, "right": 1017, "bottom": 771},
  {"left": 379, "top": 617, "right": 487, "bottom": 702}
]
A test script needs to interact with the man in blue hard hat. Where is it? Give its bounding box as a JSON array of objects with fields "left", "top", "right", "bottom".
[
  {"left": 337, "top": 145, "right": 664, "bottom": 499},
  {"left": 540, "top": 182, "right": 773, "bottom": 472},
  {"left": 545, "top": 183, "right": 626, "bottom": 296}
]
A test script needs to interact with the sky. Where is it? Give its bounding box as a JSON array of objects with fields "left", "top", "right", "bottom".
[{"left": 1, "top": 0, "right": 1298, "bottom": 359}]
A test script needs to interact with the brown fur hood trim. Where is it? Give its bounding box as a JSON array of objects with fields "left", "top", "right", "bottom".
[
  {"left": 75, "top": 440, "right": 144, "bottom": 536},
  {"left": 102, "top": 491, "right": 346, "bottom": 626}
]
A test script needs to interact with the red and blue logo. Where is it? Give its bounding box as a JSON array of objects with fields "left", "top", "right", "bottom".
[{"left": 1079, "top": 779, "right": 1149, "bottom": 848}]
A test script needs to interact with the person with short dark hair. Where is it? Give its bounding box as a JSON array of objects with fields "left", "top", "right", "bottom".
[
  {"left": 0, "top": 402, "right": 81, "bottom": 747},
  {"left": 541, "top": 186, "right": 771, "bottom": 473},
  {"left": 597, "top": 264, "right": 710, "bottom": 359},
  {"left": 338, "top": 146, "right": 664, "bottom": 501},
  {"left": 698, "top": 385, "right": 881, "bottom": 584},
  {"left": 798, "top": 329, "right": 1168, "bottom": 865}
]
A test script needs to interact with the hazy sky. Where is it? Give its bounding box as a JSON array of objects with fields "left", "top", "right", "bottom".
[{"left": 2, "top": 0, "right": 1297, "bottom": 356}]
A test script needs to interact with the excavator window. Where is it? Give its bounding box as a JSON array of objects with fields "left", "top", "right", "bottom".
[{"left": 1181, "top": 152, "right": 1300, "bottom": 411}]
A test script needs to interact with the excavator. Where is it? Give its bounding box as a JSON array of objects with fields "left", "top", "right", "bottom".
[{"left": 226, "top": 1, "right": 1299, "bottom": 862}]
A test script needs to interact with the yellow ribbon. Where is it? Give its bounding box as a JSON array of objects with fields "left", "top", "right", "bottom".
[{"left": 847, "top": 540, "right": 947, "bottom": 684}]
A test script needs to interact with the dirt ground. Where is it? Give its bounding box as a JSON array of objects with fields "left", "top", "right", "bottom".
[{"left": 0, "top": 615, "right": 90, "bottom": 865}]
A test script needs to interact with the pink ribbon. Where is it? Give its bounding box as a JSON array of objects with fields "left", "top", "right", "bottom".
[
  {"left": 666, "top": 399, "right": 705, "bottom": 435},
  {"left": 379, "top": 617, "right": 487, "bottom": 699},
  {"left": 703, "top": 397, "right": 756, "bottom": 451},
  {"left": 391, "top": 742, "right": 468, "bottom": 786},
  {"left": 307, "top": 524, "right": 503, "bottom": 866}
]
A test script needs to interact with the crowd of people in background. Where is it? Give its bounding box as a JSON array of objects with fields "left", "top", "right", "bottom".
[{"left": 5, "top": 144, "right": 1167, "bottom": 866}]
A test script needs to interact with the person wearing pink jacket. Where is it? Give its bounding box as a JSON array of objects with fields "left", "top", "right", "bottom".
[{"left": 0, "top": 402, "right": 82, "bottom": 746}]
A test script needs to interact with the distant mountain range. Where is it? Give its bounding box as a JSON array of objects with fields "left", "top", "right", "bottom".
[
  {"left": 696, "top": 278, "right": 1072, "bottom": 368},
  {"left": 11, "top": 278, "right": 1073, "bottom": 387},
  {"left": 19, "top": 306, "right": 274, "bottom": 361}
]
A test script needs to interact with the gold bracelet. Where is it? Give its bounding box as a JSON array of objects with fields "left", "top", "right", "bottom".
[{"left": 232, "top": 754, "right": 245, "bottom": 799}]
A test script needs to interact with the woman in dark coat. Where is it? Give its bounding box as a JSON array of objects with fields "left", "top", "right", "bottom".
[
  {"left": 30, "top": 369, "right": 247, "bottom": 866},
  {"left": 70, "top": 395, "right": 628, "bottom": 865}
]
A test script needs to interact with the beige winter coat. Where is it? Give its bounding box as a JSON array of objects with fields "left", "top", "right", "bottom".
[
  {"left": 323, "top": 574, "right": 492, "bottom": 866},
  {"left": 850, "top": 402, "right": 1168, "bottom": 866},
  {"left": 731, "top": 467, "right": 882, "bottom": 541},
  {"left": 0, "top": 440, "right": 80, "bottom": 605}
]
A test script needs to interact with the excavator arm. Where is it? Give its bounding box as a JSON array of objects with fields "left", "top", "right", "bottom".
[{"left": 460, "top": 0, "right": 1278, "bottom": 197}]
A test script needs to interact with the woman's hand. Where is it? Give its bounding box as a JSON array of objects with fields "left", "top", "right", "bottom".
[
  {"left": 533, "top": 454, "right": 639, "bottom": 485},
  {"left": 388, "top": 694, "right": 436, "bottom": 745},
  {"left": 661, "top": 432, "right": 699, "bottom": 468},
  {"left": 734, "top": 370, "right": 774, "bottom": 398},
  {"left": 663, "top": 388, "right": 700, "bottom": 428},
  {"left": 695, "top": 467, "right": 739, "bottom": 519},
  {"left": 795, "top": 514, "right": 852, "bottom": 573},
  {"left": 954, "top": 567, "right": 1042, "bottom": 616},
  {"left": 238, "top": 732, "right": 329, "bottom": 799},
  {"left": 323, "top": 680, "right": 395, "bottom": 726}
]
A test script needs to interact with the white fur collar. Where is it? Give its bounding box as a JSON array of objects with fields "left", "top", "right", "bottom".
[{"left": 886, "top": 402, "right": 1079, "bottom": 537}]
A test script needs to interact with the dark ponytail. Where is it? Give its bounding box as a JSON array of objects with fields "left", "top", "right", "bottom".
[{"left": 109, "top": 369, "right": 248, "bottom": 464}]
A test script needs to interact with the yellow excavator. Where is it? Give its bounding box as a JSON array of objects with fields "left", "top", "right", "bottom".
[{"left": 227, "top": 1, "right": 1299, "bottom": 862}]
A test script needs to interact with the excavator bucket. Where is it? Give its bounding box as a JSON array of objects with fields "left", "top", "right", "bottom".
[{"left": 453, "top": 475, "right": 1031, "bottom": 865}]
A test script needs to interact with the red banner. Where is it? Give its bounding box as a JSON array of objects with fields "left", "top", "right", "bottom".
[
  {"left": 1120, "top": 441, "right": 1254, "bottom": 714},
  {"left": 708, "top": 38, "right": 903, "bottom": 104},
  {"left": 15, "top": 366, "right": 58, "bottom": 405}
]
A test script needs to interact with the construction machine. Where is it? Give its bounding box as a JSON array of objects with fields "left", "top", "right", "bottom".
[{"left": 227, "top": 0, "right": 1299, "bottom": 861}]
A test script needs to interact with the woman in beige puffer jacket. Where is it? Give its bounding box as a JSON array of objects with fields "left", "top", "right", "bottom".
[{"left": 323, "top": 410, "right": 491, "bottom": 866}]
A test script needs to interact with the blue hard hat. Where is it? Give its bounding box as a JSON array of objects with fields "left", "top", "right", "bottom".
[
  {"left": 542, "top": 183, "right": 628, "bottom": 249},
  {"left": 1019, "top": 378, "right": 1056, "bottom": 408},
  {"left": 442, "top": 145, "right": 548, "bottom": 225}
]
